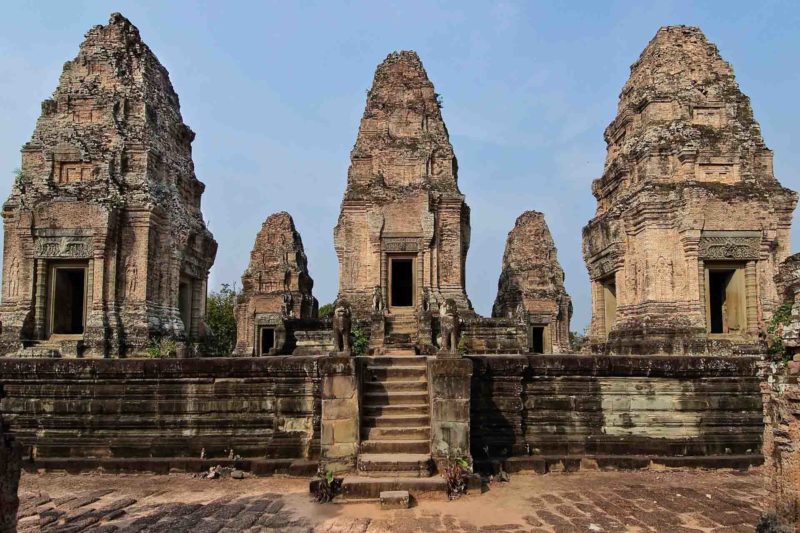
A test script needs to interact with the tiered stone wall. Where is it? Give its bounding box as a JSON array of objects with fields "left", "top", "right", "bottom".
[
  {"left": 0, "top": 355, "right": 766, "bottom": 477},
  {"left": 763, "top": 362, "right": 800, "bottom": 528},
  {"left": 0, "top": 358, "right": 330, "bottom": 473},
  {"left": 469, "top": 355, "right": 763, "bottom": 472},
  {"left": 1, "top": 386, "right": 21, "bottom": 532}
]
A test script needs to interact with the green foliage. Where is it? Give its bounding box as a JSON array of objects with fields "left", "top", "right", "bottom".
[
  {"left": 313, "top": 467, "right": 342, "bottom": 503},
  {"left": 569, "top": 330, "right": 588, "bottom": 352},
  {"left": 146, "top": 337, "right": 177, "bottom": 358},
  {"left": 13, "top": 168, "right": 27, "bottom": 193},
  {"left": 443, "top": 449, "right": 472, "bottom": 500},
  {"left": 318, "top": 303, "right": 333, "bottom": 319},
  {"left": 351, "top": 326, "right": 369, "bottom": 356},
  {"left": 457, "top": 333, "right": 467, "bottom": 355},
  {"left": 766, "top": 301, "right": 794, "bottom": 360},
  {"left": 205, "top": 283, "right": 238, "bottom": 356}
]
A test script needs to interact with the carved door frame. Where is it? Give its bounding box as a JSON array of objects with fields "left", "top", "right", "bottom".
[
  {"left": 46, "top": 260, "right": 90, "bottom": 339},
  {"left": 387, "top": 254, "right": 416, "bottom": 310}
]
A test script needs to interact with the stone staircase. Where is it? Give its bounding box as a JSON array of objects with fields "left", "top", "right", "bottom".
[
  {"left": 383, "top": 313, "right": 418, "bottom": 350},
  {"left": 358, "top": 352, "right": 433, "bottom": 477}
]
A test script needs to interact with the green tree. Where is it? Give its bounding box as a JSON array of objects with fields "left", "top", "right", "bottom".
[
  {"left": 205, "top": 283, "right": 238, "bottom": 356},
  {"left": 318, "top": 303, "right": 334, "bottom": 319}
]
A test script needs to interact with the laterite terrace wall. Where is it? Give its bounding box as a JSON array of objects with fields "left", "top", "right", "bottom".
[{"left": 469, "top": 355, "right": 764, "bottom": 472}]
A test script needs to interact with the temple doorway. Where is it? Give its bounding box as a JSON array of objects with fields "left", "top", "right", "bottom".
[
  {"left": 48, "top": 263, "right": 87, "bottom": 336},
  {"left": 706, "top": 265, "right": 746, "bottom": 334},
  {"left": 601, "top": 277, "right": 617, "bottom": 338},
  {"left": 259, "top": 327, "right": 275, "bottom": 356},
  {"left": 389, "top": 256, "right": 414, "bottom": 308}
]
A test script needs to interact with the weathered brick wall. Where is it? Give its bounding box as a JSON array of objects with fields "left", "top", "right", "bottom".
[
  {"left": 469, "top": 355, "right": 763, "bottom": 470},
  {"left": 0, "top": 385, "right": 21, "bottom": 532},
  {"left": 763, "top": 361, "right": 800, "bottom": 527},
  {"left": 0, "top": 358, "right": 327, "bottom": 465}
]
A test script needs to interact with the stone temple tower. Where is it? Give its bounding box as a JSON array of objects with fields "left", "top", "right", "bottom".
[
  {"left": 334, "top": 51, "right": 472, "bottom": 322},
  {"left": 582, "top": 26, "right": 797, "bottom": 355},
  {"left": 234, "top": 211, "right": 317, "bottom": 356},
  {"left": 493, "top": 211, "right": 572, "bottom": 354},
  {"left": 0, "top": 13, "right": 217, "bottom": 357}
]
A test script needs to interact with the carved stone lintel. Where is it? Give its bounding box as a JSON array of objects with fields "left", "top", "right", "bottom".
[
  {"left": 34, "top": 236, "right": 92, "bottom": 259},
  {"left": 698, "top": 234, "right": 760, "bottom": 261},
  {"left": 383, "top": 238, "right": 419, "bottom": 253}
]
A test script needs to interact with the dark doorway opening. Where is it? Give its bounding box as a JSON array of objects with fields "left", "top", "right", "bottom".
[
  {"left": 530, "top": 326, "right": 544, "bottom": 354},
  {"left": 260, "top": 328, "right": 275, "bottom": 355},
  {"left": 390, "top": 258, "right": 414, "bottom": 307},
  {"left": 179, "top": 278, "right": 192, "bottom": 335},
  {"left": 51, "top": 267, "right": 86, "bottom": 335},
  {"left": 709, "top": 269, "right": 734, "bottom": 334}
]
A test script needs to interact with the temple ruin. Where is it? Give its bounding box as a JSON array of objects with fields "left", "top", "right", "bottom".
[
  {"left": 1, "top": 12, "right": 799, "bottom": 520},
  {"left": 582, "top": 26, "right": 797, "bottom": 355},
  {"left": 0, "top": 13, "right": 217, "bottom": 358},
  {"left": 234, "top": 211, "right": 317, "bottom": 356},
  {"left": 493, "top": 211, "right": 572, "bottom": 353},
  {"left": 334, "top": 51, "right": 472, "bottom": 352}
]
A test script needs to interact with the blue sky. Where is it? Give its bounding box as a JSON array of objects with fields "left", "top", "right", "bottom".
[{"left": 1, "top": 1, "right": 798, "bottom": 332}]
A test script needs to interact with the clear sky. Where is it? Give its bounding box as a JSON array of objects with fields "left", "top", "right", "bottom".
[{"left": 1, "top": 1, "right": 798, "bottom": 332}]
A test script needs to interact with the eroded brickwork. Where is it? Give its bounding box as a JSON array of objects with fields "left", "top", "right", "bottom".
[
  {"left": 1, "top": 387, "right": 21, "bottom": 533},
  {"left": 234, "top": 212, "right": 317, "bottom": 356},
  {"left": 493, "top": 211, "right": 572, "bottom": 353},
  {"left": 334, "top": 51, "right": 472, "bottom": 320},
  {"left": 0, "top": 13, "right": 217, "bottom": 357},
  {"left": 582, "top": 26, "right": 797, "bottom": 355}
]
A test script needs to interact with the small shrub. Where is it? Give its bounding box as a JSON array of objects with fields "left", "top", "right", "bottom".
[
  {"left": 351, "top": 326, "right": 369, "bottom": 356},
  {"left": 312, "top": 468, "right": 342, "bottom": 503},
  {"left": 766, "top": 301, "right": 794, "bottom": 360},
  {"left": 457, "top": 333, "right": 467, "bottom": 355},
  {"left": 146, "top": 337, "right": 177, "bottom": 358},
  {"left": 442, "top": 451, "right": 472, "bottom": 500}
]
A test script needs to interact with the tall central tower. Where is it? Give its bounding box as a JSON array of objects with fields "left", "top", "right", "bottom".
[{"left": 334, "top": 51, "right": 471, "bottom": 320}]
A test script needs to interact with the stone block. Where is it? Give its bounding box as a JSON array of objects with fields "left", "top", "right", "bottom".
[
  {"left": 323, "top": 375, "right": 356, "bottom": 400},
  {"left": 322, "top": 442, "right": 358, "bottom": 460},
  {"left": 380, "top": 490, "right": 410, "bottom": 510},
  {"left": 432, "top": 399, "right": 469, "bottom": 422},
  {"left": 322, "top": 398, "right": 358, "bottom": 420},
  {"left": 332, "top": 418, "right": 358, "bottom": 443},
  {"left": 432, "top": 421, "right": 469, "bottom": 457}
]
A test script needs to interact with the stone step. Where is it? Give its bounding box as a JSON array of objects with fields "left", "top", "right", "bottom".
[
  {"left": 363, "top": 403, "right": 429, "bottom": 417},
  {"left": 362, "top": 391, "right": 428, "bottom": 406},
  {"left": 362, "top": 414, "right": 430, "bottom": 428},
  {"left": 385, "top": 334, "right": 414, "bottom": 344},
  {"left": 361, "top": 426, "right": 431, "bottom": 441},
  {"left": 380, "top": 490, "right": 410, "bottom": 510},
  {"left": 368, "top": 355, "right": 427, "bottom": 365},
  {"left": 364, "top": 380, "right": 428, "bottom": 394},
  {"left": 381, "top": 347, "right": 419, "bottom": 355},
  {"left": 365, "top": 365, "right": 427, "bottom": 381},
  {"left": 357, "top": 453, "right": 433, "bottom": 477},
  {"left": 361, "top": 439, "right": 429, "bottom": 454},
  {"left": 332, "top": 476, "right": 447, "bottom": 501}
]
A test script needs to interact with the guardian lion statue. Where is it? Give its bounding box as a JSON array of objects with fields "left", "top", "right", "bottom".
[
  {"left": 438, "top": 298, "right": 460, "bottom": 355},
  {"left": 332, "top": 300, "right": 352, "bottom": 355}
]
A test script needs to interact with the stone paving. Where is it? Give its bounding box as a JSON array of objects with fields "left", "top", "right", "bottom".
[{"left": 15, "top": 469, "right": 767, "bottom": 532}]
